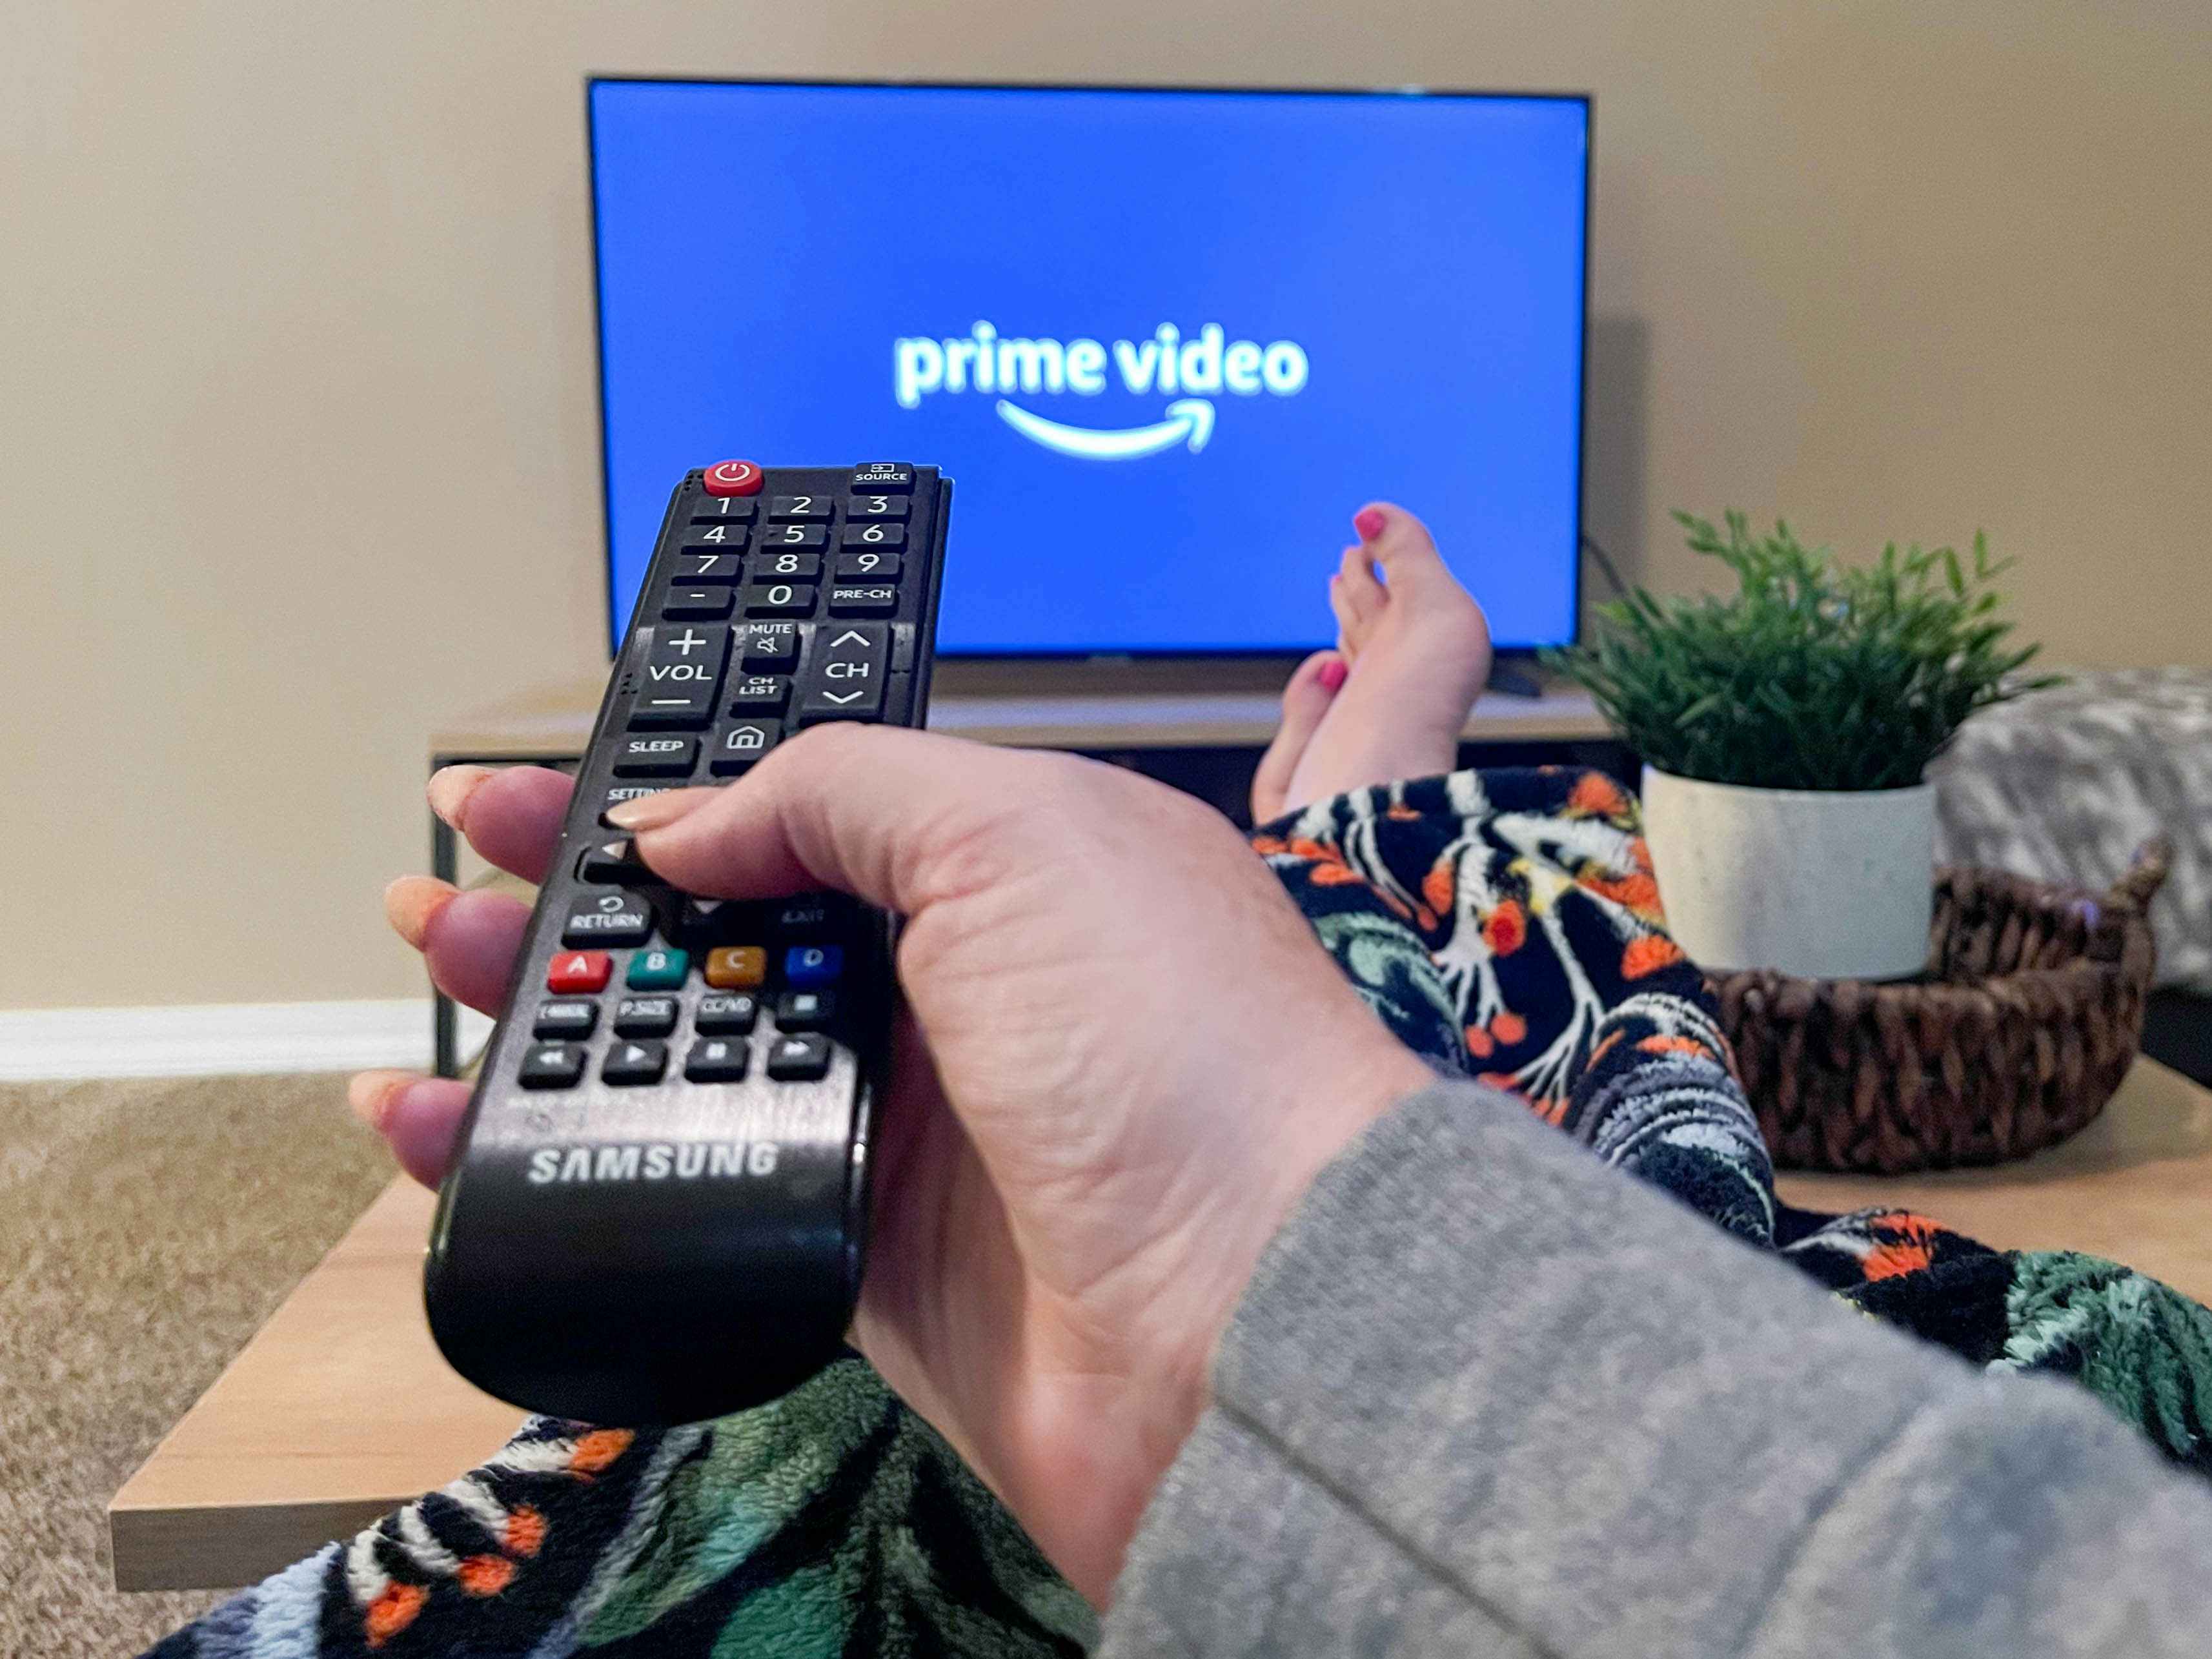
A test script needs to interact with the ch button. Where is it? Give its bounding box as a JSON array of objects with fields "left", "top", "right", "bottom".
[{"left": 796, "top": 623, "right": 887, "bottom": 722}]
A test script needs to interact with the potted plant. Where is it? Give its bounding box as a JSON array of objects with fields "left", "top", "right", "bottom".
[{"left": 1554, "top": 511, "right": 2056, "bottom": 980}]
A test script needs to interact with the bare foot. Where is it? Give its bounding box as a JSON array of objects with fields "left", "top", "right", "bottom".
[{"left": 1257, "top": 504, "right": 1492, "bottom": 819}]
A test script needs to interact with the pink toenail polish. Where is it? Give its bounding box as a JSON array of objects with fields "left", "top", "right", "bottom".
[
  {"left": 1319, "top": 658, "right": 1348, "bottom": 693},
  {"left": 1354, "top": 507, "right": 1387, "bottom": 541}
]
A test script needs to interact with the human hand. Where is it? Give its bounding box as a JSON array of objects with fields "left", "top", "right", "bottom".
[{"left": 361, "top": 730, "right": 1431, "bottom": 1602}]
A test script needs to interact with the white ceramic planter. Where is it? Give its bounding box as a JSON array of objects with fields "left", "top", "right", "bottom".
[{"left": 1639, "top": 766, "right": 1936, "bottom": 981}]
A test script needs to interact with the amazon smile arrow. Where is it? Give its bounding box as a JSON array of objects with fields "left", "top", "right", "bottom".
[{"left": 993, "top": 398, "right": 1217, "bottom": 461}]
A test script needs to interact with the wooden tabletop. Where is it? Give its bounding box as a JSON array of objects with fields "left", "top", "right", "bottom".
[
  {"left": 429, "top": 663, "right": 1612, "bottom": 760},
  {"left": 112, "top": 1058, "right": 2212, "bottom": 1592}
]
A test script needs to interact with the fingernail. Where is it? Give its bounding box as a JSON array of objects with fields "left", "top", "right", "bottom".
[
  {"left": 426, "top": 765, "right": 492, "bottom": 830},
  {"left": 604, "top": 787, "right": 717, "bottom": 832},
  {"left": 348, "top": 1068, "right": 409, "bottom": 1130},
  {"left": 1319, "top": 658, "right": 1348, "bottom": 693},
  {"left": 1354, "top": 507, "right": 1388, "bottom": 541},
  {"left": 384, "top": 875, "right": 454, "bottom": 950}
]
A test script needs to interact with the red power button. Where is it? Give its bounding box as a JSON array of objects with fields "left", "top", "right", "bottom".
[{"left": 703, "top": 459, "right": 764, "bottom": 496}]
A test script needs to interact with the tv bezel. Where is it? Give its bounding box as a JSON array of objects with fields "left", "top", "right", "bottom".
[{"left": 585, "top": 76, "right": 1593, "bottom": 664}]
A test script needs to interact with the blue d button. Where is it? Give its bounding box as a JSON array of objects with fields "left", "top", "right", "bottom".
[{"left": 783, "top": 944, "right": 844, "bottom": 987}]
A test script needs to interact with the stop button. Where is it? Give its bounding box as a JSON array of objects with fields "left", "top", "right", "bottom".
[{"left": 703, "top": 459, "right": 763, "bottom": 496}]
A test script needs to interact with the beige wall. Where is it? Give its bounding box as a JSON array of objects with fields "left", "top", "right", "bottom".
[{"left": 4, "top": 0, "right": 2209, "bottom": 1010}]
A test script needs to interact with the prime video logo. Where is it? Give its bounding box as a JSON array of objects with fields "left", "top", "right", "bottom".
[{"left": 893, "top": 321, "right": 1310, "bottom": 460}]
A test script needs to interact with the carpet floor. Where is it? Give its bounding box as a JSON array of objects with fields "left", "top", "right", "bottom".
[{"left": 0, "top": 1072, "right": 392, "bottom": 1655}]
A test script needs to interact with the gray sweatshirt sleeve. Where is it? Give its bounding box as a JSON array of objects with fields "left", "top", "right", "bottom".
[{"left": 1101, "top": 1079, "right": 2212, "bottom": 1657}]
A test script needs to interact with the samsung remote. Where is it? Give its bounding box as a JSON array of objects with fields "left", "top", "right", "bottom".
[{"left": 424, "top": 460, "right": 950, "bottom": 1425}]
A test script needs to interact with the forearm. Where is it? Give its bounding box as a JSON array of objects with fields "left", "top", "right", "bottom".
[{"left": 1104, "top": 1080, "right": 2212, "bottom": 1656}]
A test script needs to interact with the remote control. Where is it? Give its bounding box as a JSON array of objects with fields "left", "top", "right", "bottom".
[{"left": 424, "top": 460, "right": 950, "bottom": 1425}]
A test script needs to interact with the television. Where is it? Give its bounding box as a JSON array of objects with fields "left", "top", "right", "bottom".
[{"left": 589, "top": 80, "right": 1590, "bottom": 657}]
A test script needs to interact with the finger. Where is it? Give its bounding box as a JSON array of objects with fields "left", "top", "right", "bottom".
[
  {"left": 349, "top": 1071, "right": 469, "bottom": 1188},
  {"left": 420, "top": 886, "right": 534, "bottom": 1015},
  {"left": 620, "top": 726, "right": 1050, "bottom": 913},
  {"left": 347, "top": 1070, "right": 469, "bottom": 1185},
  {"left": 427, "top": 764, "right": 576, "bottom": 885}
]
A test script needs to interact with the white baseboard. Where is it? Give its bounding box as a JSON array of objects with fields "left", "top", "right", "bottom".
[{"left": 0, "top": 999, "right": 459, "bottom": 1081}]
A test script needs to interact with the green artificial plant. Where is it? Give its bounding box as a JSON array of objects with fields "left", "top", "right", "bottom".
[{"left": 1552, "top": 511, "right": 2059, "bottom": 791}]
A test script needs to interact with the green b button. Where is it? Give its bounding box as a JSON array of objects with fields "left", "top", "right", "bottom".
[{"left": 625, "top": 947, "right": 690, "bottom": 990}]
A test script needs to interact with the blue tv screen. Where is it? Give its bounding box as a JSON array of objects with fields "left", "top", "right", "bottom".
[{"left": 591, "top": 81, "right": 1589, "bottom": 655}]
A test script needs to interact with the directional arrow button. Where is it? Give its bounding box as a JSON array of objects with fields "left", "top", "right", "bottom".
[{"left": 797, "top": 622, "right": 887, "bottom": 724}]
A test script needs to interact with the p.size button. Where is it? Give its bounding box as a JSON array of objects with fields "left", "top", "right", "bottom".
[
  {"left": 562, "top": 891, "right": 652, "bottom": 947},
  {"left": 614, "top": 995, "right": 679, "bottom": 1036},
  {"left": 703, "top": 459, "right": 764, "bottom": 497}
]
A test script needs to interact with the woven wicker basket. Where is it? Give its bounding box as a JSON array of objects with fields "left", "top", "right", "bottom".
[{"left": 1707, "top": 839, "right": 2171, "bottom": 1174}]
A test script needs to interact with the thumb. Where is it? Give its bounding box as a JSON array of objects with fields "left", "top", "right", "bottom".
[{"left": 614, "top": 724, "right": 1033, "bottom": 913}]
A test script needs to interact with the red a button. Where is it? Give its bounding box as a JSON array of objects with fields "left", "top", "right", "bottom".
[
  {"left": 546, "top": 950, "right": 613, "bottom": 993},
  {"left": 703, "top": 460, "right": 763, "bottom": 497}
]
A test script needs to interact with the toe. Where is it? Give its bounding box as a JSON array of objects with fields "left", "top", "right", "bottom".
[
  {"left": 1355, "top": 502, "right": 1454, "bottom": 593},
  {"left": 1332, "top": 545, "right": 1386, "bottom": 654},
  {"left": 1252, "top": 649, "right": 1344, "bottom": 823}
]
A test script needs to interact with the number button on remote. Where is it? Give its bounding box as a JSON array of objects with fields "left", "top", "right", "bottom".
[
  {"left": 676, "top": 551, "right": 744, "bottom": 585},
  {"left": 840, "top": 522, "right": 906, "bottom": 549},
  {"left": 562, "top": 891, "right": 653, "bottom": 947},
  {"left": 744, "top": 582, "right": 816, "bottom": 617},
  {"left": 767, "top": 1033, "right": 832, "bottom": 1081},
  {"left": 775, "top": 990, "right": 835, "bottom": 1031},
  {"left": 850, "top": 462, "right": 913, "bottom": 493},
  {"left": 695, "top": 992, "right": 760, "bottom": 1034},
  {"left": 614, "top": 995, "right": 679, "bottom": 1037},
  {"left": 711, "top": 721, "right": 780, "bottom": 773},
  {"left": 534, "top": 1000, "right": 599, "bottom": 1039},
  {"left": 520, "top": 1042, "right": 588, "bottom": 1089},
  {"left": 705, "top": 946, "right": 767, "bottom": 989},
  {"left": 691, "top": 494, "right": 757, "bottom": 521},
  {"left": 685, "top": 1037, "right": 750, "bottom": 1083},
  {"left": 684, "top": 523, "right": 749, "bottom": 553},
  {"left": 844, "top": 493, "right": 909, "bottom": 520},
  {"left": 753, "top": 551, "right": 822, "bottom": 580},
  {"left": 767, "top": 494, "right": 833, "bottom": 521},
  {"left": 547, "top": 950, "right": 613, "bottom": 993},
  {"left": 758, "top": 523, "right": 827, "bottom": 549},
  {"left": 603, "top": 1040, "right": 669, "bottom": 1086},
  {"left": 662, "top": 585, "right": 735, "bottom": 620},
  {"left": 626, "top": 947, "right": 689, "bottom": 990},
  {"left": 835, "top": 551, "right": 901, "bottom": 580},
  {"left": 613, "top": 733, "right": 698, "bottom": 775}
]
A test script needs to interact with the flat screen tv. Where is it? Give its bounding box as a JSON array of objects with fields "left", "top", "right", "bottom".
[{"left": 589, "top": 80, "right": 1590, "bottom": 656}]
